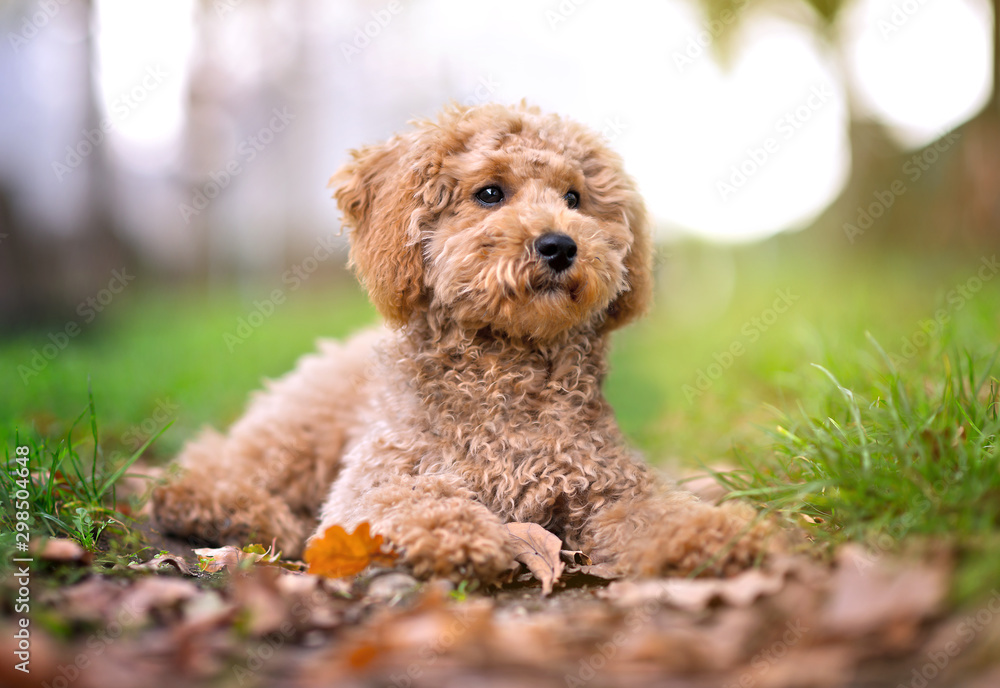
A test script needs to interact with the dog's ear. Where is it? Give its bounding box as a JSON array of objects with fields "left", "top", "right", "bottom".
[
  {"left": 602, "top": 191, "right": 653, "bottom": 332},
  {"left": 332, "top": 130, "right": 444, "bottom": 325}
]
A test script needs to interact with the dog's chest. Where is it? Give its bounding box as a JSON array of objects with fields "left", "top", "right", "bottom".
[
  {"left": 399, "top": 339, "right": 635, "bottom": 521},
  {"left": 414, "top": 344, "right": 610, "bottom": 444}
]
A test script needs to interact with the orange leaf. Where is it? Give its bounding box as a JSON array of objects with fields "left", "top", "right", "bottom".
[
  {"left": 348, "top": 643, "right": 379, "bottom": 669},
  {"left": 305, "top": 522, "right": 397, "bottom": 578}
]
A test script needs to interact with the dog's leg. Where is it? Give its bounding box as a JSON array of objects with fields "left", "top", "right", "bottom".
[
  {"left": 314, "top": 467, "right": 516, "bottom": 582},
  {"left": 151, "top": 428, "right": 310, "bottom": 554},
  {"left": 152, "top": 330, "right": 381, "bottom": 558},
  {"left": 580, "top": 483, "right": 773, "bottom": 577}
]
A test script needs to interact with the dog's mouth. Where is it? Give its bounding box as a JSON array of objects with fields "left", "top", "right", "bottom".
[{"left": 529, "top": 275, "right": 583, "bottom": 303}]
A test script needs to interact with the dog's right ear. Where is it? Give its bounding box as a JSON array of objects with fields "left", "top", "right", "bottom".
[{"left": 331, "top": 131, "right": 441, "bottom": 325}]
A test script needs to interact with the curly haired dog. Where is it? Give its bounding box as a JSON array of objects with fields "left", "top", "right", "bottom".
[{"left": 153, "top": 103, "right": 771, "bottom": 581}]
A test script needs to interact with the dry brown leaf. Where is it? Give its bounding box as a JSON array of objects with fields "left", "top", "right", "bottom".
[
  {"left": 128, "top": 553, "right": 195, "bottom": 575},
  {"left": 305, "top": 522, "right": 397, "bottom": 578},
  {"left": 36, "top": 537, "right": 90, "bottom": 563},
  {"left": 56, "top": 577, "right": 125, "bottom": 623},
  {"left": 194, "top": 544, "right": 281, "bottom": 573},
  {"left": 559, "top": 549, "right": 591, "bottom": 566},
  {"left": 229, "top": 569, "right": 289, "bottom": 636},
  {"left": 195, "top": 546, "right": 251, "bottom": 573},
  {"left": 737, "top": 646, "right": 853, "bottom": 688},
  {"left": 118, "top": 577, "right": 201, "bottom": 624},
  {"left": 601, "top": 563, "right": 789, "bottom": 612},
  {"left": 504, "top": 522, "right": 564, "bottom": 595},
  {"left": 823, "top": 543, "right": 949, "bottom": 636}
]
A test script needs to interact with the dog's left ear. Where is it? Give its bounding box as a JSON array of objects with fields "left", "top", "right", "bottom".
[
  {"left": 601, "top": 191, "right": 654, "bottom": 332},
  {"left": 331, "top": 129, "right": 446, "bottom": 325}
]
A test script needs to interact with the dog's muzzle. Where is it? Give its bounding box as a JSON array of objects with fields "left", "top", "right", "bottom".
[{"left": 535, "top": 232, "right": 577, "bottom": 273}]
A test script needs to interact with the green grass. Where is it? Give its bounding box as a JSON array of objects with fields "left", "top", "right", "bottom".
[
  {"left": 1, "top": 276, "right": 377, "bottom": 457},
  {"left": 718, "top": 340, "right": 999, "bottom": 537},
  {"left": 0, "top": 388, "right": 168, "bottom": 574},
  {"left": 3, "top": 238, "right": 999, "bottom": 597}
]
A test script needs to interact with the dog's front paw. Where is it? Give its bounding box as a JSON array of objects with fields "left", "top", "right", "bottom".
[
  {"left": 152, "top": 479, "right": 309, "bottom": 558},
  {"left": 377, "top": 497, "right": 516, "bottom": 582},
  {"left": 628, "top": 501, "right": 775, "bottom": 577}
]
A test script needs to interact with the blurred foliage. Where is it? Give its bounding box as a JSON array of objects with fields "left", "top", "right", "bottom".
[
  {"left": 697, "top": 0, "right": 848, "bottom": 61},
  {"left": 0, "top": 278, "right": 377, "bottom": 457}
]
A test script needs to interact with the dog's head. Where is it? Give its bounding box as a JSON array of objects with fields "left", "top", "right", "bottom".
[{"left": 332, "top": 102, "right": 652, "bottom": 340}]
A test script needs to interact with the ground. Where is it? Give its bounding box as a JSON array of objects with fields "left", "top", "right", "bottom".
[{"left": 3, "top": 235, "right": 999, "bottom": 687}]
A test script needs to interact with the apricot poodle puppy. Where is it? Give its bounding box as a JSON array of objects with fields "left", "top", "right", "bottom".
[{"left": 153, "top": 102, "right": 771, "bottom": 581}]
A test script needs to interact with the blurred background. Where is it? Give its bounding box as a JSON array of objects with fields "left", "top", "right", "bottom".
[{"left": 2, "top": 0, "right": 997, "bottom": 466}]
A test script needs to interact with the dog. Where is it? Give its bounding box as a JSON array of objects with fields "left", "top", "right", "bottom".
[{"left": 152, "top": 102, "right": 772, "bottom": 581}]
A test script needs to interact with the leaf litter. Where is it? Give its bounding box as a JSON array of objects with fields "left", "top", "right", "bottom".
[{"left": 7, "top": 520, "right": 1000, "bottom": 688}]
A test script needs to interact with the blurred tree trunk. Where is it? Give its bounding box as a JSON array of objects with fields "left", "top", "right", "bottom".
[
  {"left": 76, "top": 0, "right": 136, "bottom": 282},
  {"left": 0, "top": 0, "right": 135, "bottom": 330},
  {"left": 951, "top": 0, "right": 1000, "bottom": 242}
]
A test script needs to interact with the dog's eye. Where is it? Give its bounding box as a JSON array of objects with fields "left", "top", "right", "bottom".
[
  {"left": 475, "top": 186, "right": 504, "bottom": 206},
  {"left": 564, "top": 190, "right": 580, "bottom": 209}
]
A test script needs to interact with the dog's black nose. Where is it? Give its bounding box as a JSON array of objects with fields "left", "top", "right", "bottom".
[{"left": 535, "top": 232, "right": 577, "bottom": 273}]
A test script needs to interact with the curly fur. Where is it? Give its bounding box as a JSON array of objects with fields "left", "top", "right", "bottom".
[{"left": 152, "top": 102, "right": 772, "bottom": 580}]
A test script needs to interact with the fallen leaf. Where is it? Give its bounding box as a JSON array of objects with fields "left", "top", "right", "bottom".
[
  {"left": 504, "top": 522, "right": 564, "bottom": 595},
  {"left": 55, "top": 577, "right": 125, "bottom": 623},
  {"left": 194, "top": 544, "right": 281, "bottom": 573},
  {"left": 128, "top": 553, "right": 194, "bottom": 575},
  {"left": 823, "top": 544, "right": 949, "bottom": 636},
  {"left": 600, "top": 562, "right": 791, "bottom": 612},
  {"left": 560, "top": 549, "right": 591, "bottom": 566},
  {"left": 230, "top": 568, "right": 288, "bottom": 635},
  {"left": 366, "top": 572, "right": 419, "bottom": 601},
  {"left": 305, "top": 522, "right": 397, "bottom": 578},
  {"left": 36, "top": 537, "right": 90, "bottom": 563},
  {"left": 736, "top": 646, "right": 853, "bottom": 688},
  {"left": 118, "top": 577, "right": 201, "bottom": 624}
]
